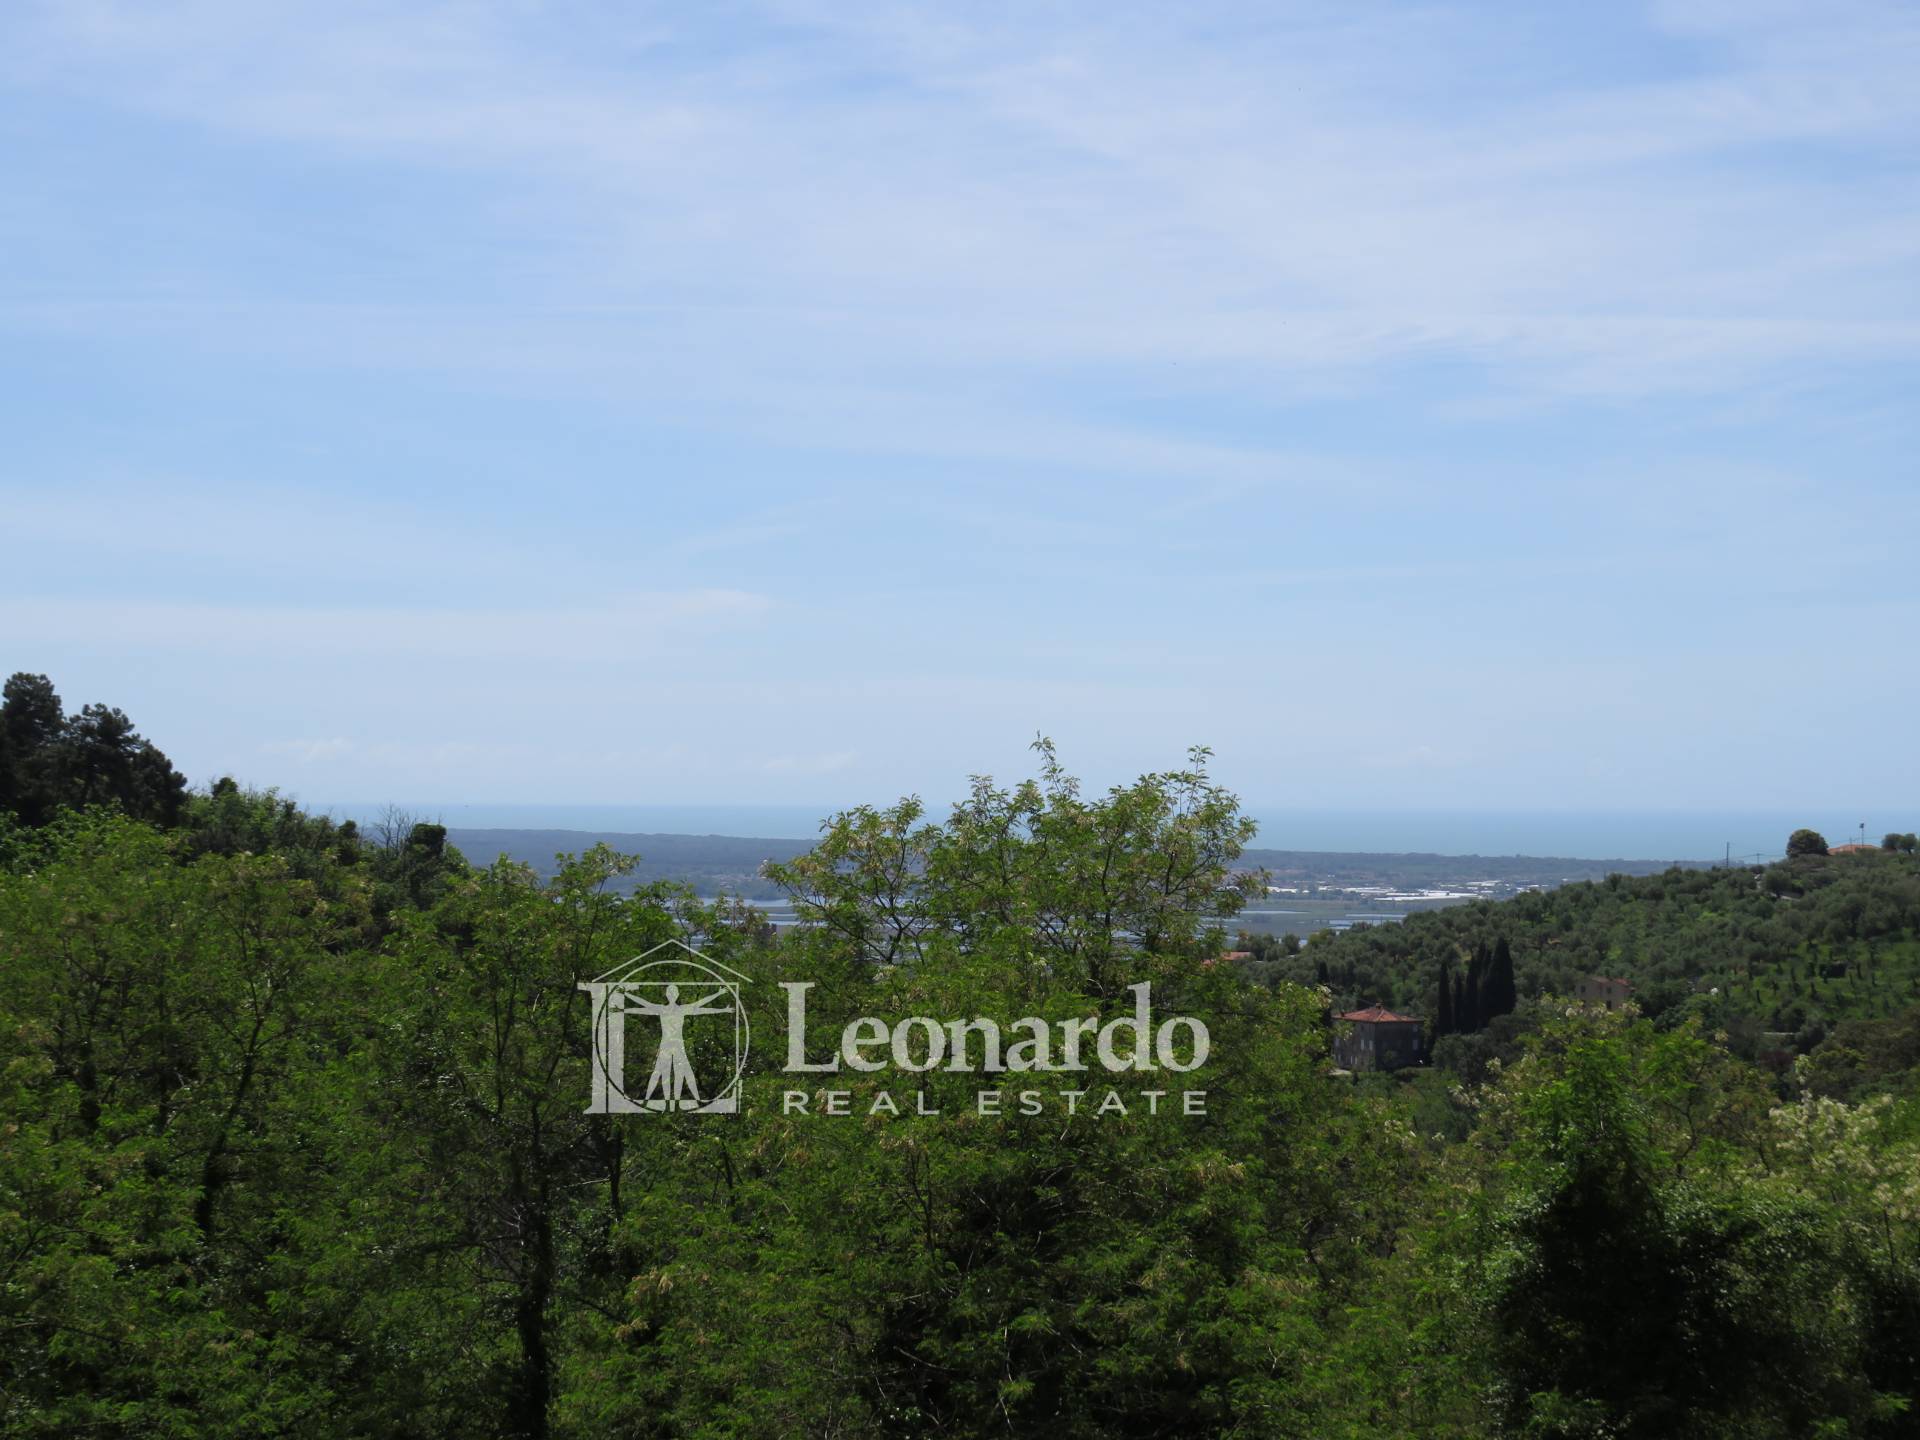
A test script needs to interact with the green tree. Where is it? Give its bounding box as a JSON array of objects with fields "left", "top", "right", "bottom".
[
  {"left": 0, "top": 812, "right": 377, "bottom": 1434},
  {"left": 1484, "top": 935, "right": 1518, "bottom": 1022},
  {"left": 765, "top": 738, "right": 1264, "bottom": 997},
  {"left": 371, "top": 848, "right": 685, "bottom": 1437},
  {"left": 0, "top": 671, "right": 66, "bottom": 824},
  {"left": 1788, "top": 827, "right": 1831, "bottom": 859},
  {"left": 1461, "top": 942, "right": 1487, "bottom": 1032},
  {"left": 579, "top": 746, "right": 1426, "bottom": 1438},
  {"left": 1463, "top": 1009, "right": 1906, "bottom": 1437},
  {"left": 0, "top": 673, "right": 187, "bottom": 827},
  {"left": 58, "top": 702, "right": 188, "bottom": 825}
]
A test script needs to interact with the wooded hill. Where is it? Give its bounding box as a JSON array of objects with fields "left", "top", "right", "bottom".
[{"left": 1241, "top": 846, "right": 1920, "bottom": 1063}]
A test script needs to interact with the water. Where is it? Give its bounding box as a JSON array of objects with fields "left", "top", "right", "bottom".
[
  {"left": 319, "top": 801, "right": 1892, "bottom": 864},
  {"left": 1242, "top": 808, "right": 1885, "bottom": 863},
  {"left": 320, "top": 801, "right": 834, "bottom": 839}
]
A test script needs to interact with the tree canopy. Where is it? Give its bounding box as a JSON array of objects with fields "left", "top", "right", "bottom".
[
  {"left": 1789, "top": 827, "right": 1832, "bottom": 859},
  {"left": 0, "top": 671, "right": 187, "bottom": 829},
  {"left": 1, "top": 699, "right": 1917, "bottom": 1437}
]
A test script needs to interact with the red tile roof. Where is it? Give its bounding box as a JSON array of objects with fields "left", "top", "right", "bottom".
[{"left": 1337, "top": 1004, "right": 1420, "bottom": 1024}]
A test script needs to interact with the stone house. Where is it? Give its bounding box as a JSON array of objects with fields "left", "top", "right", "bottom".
[{"left": 1333, "top": 1004, "right": 1425, "bottom": 1071}]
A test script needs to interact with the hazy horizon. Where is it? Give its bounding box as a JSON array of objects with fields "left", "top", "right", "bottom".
[{"left": 316, "top": 799, "right": 1891, "bottom": 863}]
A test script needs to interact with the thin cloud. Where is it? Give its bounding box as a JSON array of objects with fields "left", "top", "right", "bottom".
[{"left": 2, "top": 0, "right": 1913, "bottom": 424}]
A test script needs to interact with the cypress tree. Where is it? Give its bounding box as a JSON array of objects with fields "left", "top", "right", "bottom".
[
  {"left": 1436, "top": 961, "right": 1455, "bottom": 1037},
  {"left": 1487, "top": 936, "right": 1518, "bottom": 1021},
  {"left": 1464, "top": 942, "right": 1488, "bottom": 1032}
]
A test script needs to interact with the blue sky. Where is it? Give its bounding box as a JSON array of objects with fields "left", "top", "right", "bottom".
[{"left": 2, "top": 0, "right": 1916, "bottom": 821}]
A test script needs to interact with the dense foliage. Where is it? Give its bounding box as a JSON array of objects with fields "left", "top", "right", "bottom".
[
  {"left": 0, "top": 674, "right": 187, "bottom": 831},
  {"left": 1247, "top": 847, "right": 1920, "bottom": 1061},
  {"left": 1, "top": 690, "right": 1916, "bottom": 1437}
]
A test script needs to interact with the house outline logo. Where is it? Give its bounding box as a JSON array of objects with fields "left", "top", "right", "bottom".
[{"left": 579, "top": 940, "right": 750, "bottom": 1114}]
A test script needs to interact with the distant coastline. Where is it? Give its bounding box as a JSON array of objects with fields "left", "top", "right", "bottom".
[
  {"left": 316, "top": 802, "right": 1880, "bottom": 864},
  {"left": 431, "top": 826, "right": 1717, "bottom": 940}
]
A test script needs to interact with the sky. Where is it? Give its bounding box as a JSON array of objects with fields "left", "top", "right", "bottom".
[{"left": 2, "top": 0, "right": 1916, "bottom": 827}]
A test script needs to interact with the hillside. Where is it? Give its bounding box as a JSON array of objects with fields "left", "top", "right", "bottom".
[{"left": 1247, "top": 849, "right": 1920, "bottom": 1053}]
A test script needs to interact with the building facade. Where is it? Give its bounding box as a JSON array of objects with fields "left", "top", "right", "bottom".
[
  {"left": 1333, "top": 1004, "right": 1425, "bottom": 1071},
  {"left": 1575, "top": 976, "right": 1633, "bottom": 1010}
]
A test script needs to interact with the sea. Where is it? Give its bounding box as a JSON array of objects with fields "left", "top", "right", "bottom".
[{"left": 318, "top": 802, "right": 1894, "bottom": 865}]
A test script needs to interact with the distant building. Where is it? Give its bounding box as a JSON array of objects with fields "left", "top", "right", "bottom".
[
  {"left": 1576, "top": 976, "right": 1633, "bottom": 1009},
  {"left": 1333, "top": 1004, "right": 1425, "bottom": 1071},
  {"left": 1829, "top": 843, "right": 1879, "bottom": 856}
]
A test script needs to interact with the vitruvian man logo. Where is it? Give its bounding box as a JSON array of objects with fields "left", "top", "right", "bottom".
[{"left": 579, "top": 940, "right": 750, "bottom": 1114}]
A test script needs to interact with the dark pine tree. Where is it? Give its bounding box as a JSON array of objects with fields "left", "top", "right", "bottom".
[
  {"left": 0, "top": 673, "right": 187, "bottom": 829},
  {"left": 0, "top": 672, "right": 66, "bottom": 825}
]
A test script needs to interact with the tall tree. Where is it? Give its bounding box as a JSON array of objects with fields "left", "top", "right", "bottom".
[
  {"left": 766, "top": 738, "right": 1264, "bottom": 996},
  {"left": 1462, "top": 941, "right": 1488, "bottom": 1032},
  {"left": 1485, "top": 935, "right": 1518, "bottom": 1022},
  {"left": 381, "top": 847, "right": 685, "bottom": 1439},
  {"left": 59, "top": 702, "right": 188, "bottom": 826},
  {"left": 0, "top": 673, "right": 186, "bottom": 827},
  {"left": 0, "top": 672, "right": 66, "bottom": 824}
]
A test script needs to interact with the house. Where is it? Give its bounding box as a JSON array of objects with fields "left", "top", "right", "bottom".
[
  {"left": 1333, "top": 1004, "right": 1425, "bottom": 1071},
  {"left": 1576, "top": 975, "right": 1633, "bottom": 1010},
  {"left": 1830, "top": 843, "right": 1879, "bottom": 856}
]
